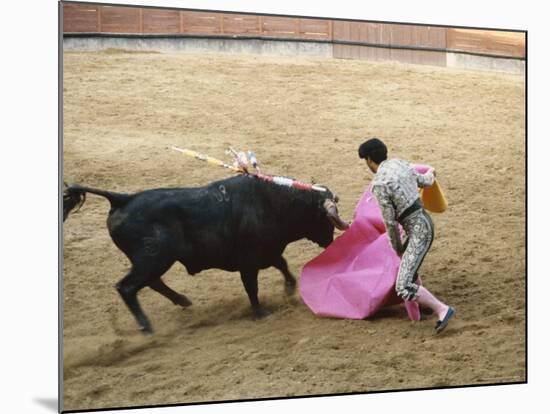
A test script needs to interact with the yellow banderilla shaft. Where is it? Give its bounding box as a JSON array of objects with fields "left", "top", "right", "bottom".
[{"left": 171, "top": 146, "right": 242, "bottom": 172}]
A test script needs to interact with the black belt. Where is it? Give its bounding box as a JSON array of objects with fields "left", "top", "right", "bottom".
[{"left": 398, "top": 199, "right": 423, "bottom": 222}]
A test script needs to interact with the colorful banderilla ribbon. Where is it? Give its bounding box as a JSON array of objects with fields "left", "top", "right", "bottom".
[
  {"left": 171, "top": 146, "right": 326, "bottom": 192},
  {"left": 255, "top": 173, "right": 326, "bottom": 192}
]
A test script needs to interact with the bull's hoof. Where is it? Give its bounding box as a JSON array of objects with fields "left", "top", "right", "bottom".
[
  {"left": 284, "top": 281, "right": 297, "bottom": 296},
  {"left": 139, "top": 324, "right": 154, "bottom": 335},
  {"left": 253, "top": 307, "right": 272, "bottom": 320},
  {"left": 175, "top": 295, "right": 193, "bottom": 308}
]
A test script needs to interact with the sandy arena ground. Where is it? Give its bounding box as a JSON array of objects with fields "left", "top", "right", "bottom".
[{"left": 62, "top": 49, "right": 525, "bottom": 411}]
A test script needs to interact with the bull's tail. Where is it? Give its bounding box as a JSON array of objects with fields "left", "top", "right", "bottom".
[{"left": 63, "top": 183, "right": 133, "bottom": 222}]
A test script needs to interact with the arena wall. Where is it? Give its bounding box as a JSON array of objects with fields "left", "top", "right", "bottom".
[{"left": 62, "top": 2, "right": 525, "bottom": 74}]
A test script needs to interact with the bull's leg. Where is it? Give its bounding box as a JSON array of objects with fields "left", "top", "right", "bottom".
[
  {"left": 116, "top": 257, "right": 175, "bottom": 334},
  {"left": 149, "top": 279, "right": 192, "bottom": 308},
  {"left": 116, "top": 270, "right": 154, "bottom": 334},
  {"left": 273, "top": 256, "right": 297, "bottom": 295},
  {"left": 240, "top": 269, "right": 271, "bottom": 319}
]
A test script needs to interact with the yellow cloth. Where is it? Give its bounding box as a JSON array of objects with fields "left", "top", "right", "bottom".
[{"left": 419, "top": 180, "right": 448, "bottom": 213}]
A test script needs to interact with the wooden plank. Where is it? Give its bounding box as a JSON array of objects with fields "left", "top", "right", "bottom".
[
  {"left": 410, "top": 49, "right": 446, "bottom": 66},
  {"left": 381, "top": 23, "right": 392, "bottom": 44},
  {"left": 369, "top": 24, "right": 447, "bottom": 48},
  {"left": 180, "top": 11, "right": 222, "bottom": 34},
  {"left": 336, "top": 44, "right": 349, "bottom": 59},
  {"left": 447, "top": 28, "right": 525, "bottom": 57},
  {"left": 389, "top": 24, "right": 413, "bottom": 62},
  {"left": 349, "top": 22, "right": 362, "bottom": 42},
  {"left": 365, "top": 23, "right": 383, "bottom": 44},
  {"left": 261, "top": 16, "right": 299, "bottom": 37},
  {"left": 332, "top": 20, "right": 351, "bottom": 41},
  {"left": 358, "top": 22, "right": 370, "bottom": 43},
  {"left": 334, "top": 41, "right": 446, "bottom": 66},
  {"left": 299, "top": 18, "right": 331, "bottom": 40},
  {"left": 333, "top": 43, "right": 344, "bottom": 59},
  {"left": 98, "top": 6, "right": 102, "bottom": 32},
  {"left": 63, "top": 3, "right": 100, "bottom": 32},
  {"left": 99, "top": 6, "right": 140, "bottom": 33},
  {"left": 142, "top": 9, "right": 180, "bottom": 33},
  {"left": 367, "top": 45, "right": 391, "bottom": 62},
  {"left": 414, "top": 26, "right": 446, "bottom": 48},
  {"left": 391, "top": 47, "right": 412, "bottom": 63},
  {"left": 334, "top": 44, "right": 358, "bottom": 59},
  {"left": 352, "top": 44, "right": 362, "bottom": 60},
  {"left": 222, "top": 14, "right": 261, "bottom": 34},
  {"left": 359, "top": 45, "right": 390, "bottom": 62},
  {"left": 388, "top": 24, "right": 412, "bottom": 47}
]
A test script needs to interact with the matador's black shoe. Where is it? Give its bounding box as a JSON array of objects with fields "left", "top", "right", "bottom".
[{"left": 435, "top": 306, "right": 455, "bottom": 334}]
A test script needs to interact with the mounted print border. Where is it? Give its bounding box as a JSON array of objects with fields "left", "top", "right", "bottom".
[{"left": 60, "top": 1, "right": 526, "bottom": 412}]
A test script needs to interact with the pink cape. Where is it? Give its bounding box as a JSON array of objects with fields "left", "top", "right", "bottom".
[{"left": 299, "top": 165, "right": 433, "bottom": 321}]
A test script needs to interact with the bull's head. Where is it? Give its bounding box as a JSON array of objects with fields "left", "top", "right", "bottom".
[
  {"left": 308, "top": 190, "right": 349, "bottom": 248},
  {"left": 323, "top": 197, "right": 350, "bottom": 232}
]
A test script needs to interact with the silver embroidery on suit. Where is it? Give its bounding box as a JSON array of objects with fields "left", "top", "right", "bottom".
[
  {"left": 370, "top": 159, "right": 435, "bottom": 301},
  {"left": 395, "top": 209, "right": 434, "bottom": 300}
]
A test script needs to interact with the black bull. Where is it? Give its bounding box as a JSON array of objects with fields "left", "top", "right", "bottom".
[{"left": 63, "top": 175, "right": 348, "bottom": 334}]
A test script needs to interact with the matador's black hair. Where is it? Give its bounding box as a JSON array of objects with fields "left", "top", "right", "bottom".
[{"left": 358, "top": 138, "right": 388, "bottom": 164}]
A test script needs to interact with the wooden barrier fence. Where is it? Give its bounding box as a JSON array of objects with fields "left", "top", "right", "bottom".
[{"left": 62, "top": 2, "right": 525, "bottom": 60}]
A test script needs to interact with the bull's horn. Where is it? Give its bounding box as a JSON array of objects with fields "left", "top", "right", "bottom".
[{"left": 323, "top": 199, "right": 349, "bottom": 231}]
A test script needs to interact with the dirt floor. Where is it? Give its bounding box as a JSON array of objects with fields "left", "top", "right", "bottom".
[{"left": 62, "top": 49, "right": 525, "bottom": 411}]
